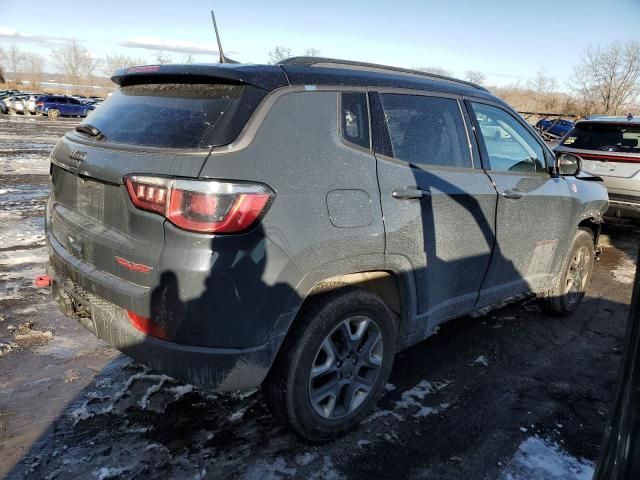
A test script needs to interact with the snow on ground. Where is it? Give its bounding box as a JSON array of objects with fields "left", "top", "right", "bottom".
[
  {"left": 612, "top": 254, "right": 637, "bottom": 284},
  {"left": 500, "top": 437, "right": 594, "bottom": 480},
  {"left": 0, "top": 152, "right": 50, "bottom": 175},
  {"left": 0, "top": 246, "right": 48, "bottom": 300},
  {"left": 470, "top": 355, "right": 489, "bottom": 366},
  {"left": 365, "top": 379, "right": 453, "bottom": 422}
]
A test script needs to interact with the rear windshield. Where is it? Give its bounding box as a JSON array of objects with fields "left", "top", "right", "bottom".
[
  {"left": 78, "top": 83, "right": 258, "bottom": 149},
  {"left": 561, "top": 123, "right": 640, "bottom": 154}
]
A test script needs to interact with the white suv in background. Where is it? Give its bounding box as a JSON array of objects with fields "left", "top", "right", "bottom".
[{"left": 555, "top": 115, "right": 640, "bottom": 220}]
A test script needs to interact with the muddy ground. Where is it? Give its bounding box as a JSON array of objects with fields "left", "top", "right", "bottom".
[{"left": 0, "top": 116, "right": 637, "bottom": 479}]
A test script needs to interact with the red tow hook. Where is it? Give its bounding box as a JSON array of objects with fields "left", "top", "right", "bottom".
[{"left": 35, "top": 275, "right": 52, "bottom": 287}]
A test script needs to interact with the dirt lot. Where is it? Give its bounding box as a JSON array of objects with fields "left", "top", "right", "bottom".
[{"left": 0, "top": 116, "right": 637, "bottom": 479}]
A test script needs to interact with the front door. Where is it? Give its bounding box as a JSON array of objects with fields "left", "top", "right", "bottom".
[
  {"left": 467, "top": 100, "right": 573, "bottom": 306},
  {"left": 372, "top": 91, "right": 498, "bottom": 336}
]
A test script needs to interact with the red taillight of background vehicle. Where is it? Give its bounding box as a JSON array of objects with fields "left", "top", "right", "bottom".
[
  {"left": 36, "top": 101, "right": 44, "bottom": 107},
  {"left": 127, "top": 310, "right": 167, "bottom": 340},
  {"left": 124, "top": 176, "right": 274, "bottom": 233}
]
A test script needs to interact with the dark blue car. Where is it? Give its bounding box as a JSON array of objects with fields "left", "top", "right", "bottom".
[
  {"left": 35, "top": 95, "right": 95, "bottom": 119},
  {"left": 536, "top": 118, "right": 574, "bottom": 138}
]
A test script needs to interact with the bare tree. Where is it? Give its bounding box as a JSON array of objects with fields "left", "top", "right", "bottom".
[
  {"left": 183, "top": 54, "right": 194, "bottom": 64},
  {"left": 573, "top": 40, "right": 640, "bottom": 115},
  {"left": 52, "top": 40, "right": 92, "bottom": 91},
  {"left": 101, "top": 54, "right": 146, "bottom": 76},
  {"left": 528, "top": 68, "right": 559, "bottom": 111},
  {"left": 528, "top": 68, "right": 558, "bottom": 95},
  {"left": 268, "top": 46, "right": 292, "bottom": 64},
  {"left": 24, "top": 52, "right": 45, "bottom": 89},
  {"left": 8, "top": 45, "right": 24, "bottom": 86},
  {"left": 83, "top": 55, "right": 99, "bottom": 85},
  {"left": 304, "top": 48, "right": 320, "bottom": 57},
  {"left": 465, "top": 70, "right": 486, "bottom": 85},
  {"left": 416, "top": 66, "right": 452, "bottom": 77},
  {"left": 154, "top": 51, "right": 173, "bottom": 64}
]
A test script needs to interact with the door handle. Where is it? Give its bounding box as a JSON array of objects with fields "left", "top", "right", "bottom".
[
  {"left": 502, "top": 188, "right": 526, "bottom": 200},
  {"left": 392, "top": 188, "right": 430, "bottom": 200}
]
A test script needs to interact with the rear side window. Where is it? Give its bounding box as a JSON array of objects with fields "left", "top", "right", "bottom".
[
  {"left": 379, "top": 94, "right": 471, "bottom": 168},
  {"left": 561, "top": 123, "right": 640, "bottom": 154},
  {"left": 78, "top": 83, "right": 264, "bottom": 149},
  {"left": 341, "top": 92, "right": 370, "bottom": 149}
]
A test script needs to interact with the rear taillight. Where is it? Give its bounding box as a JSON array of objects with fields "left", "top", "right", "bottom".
[
  {"left": 36, "top": 101, "right": 44, "bottom": 107},
  {"left": 125, "top": 176, "right": 273, "bottom": 233}
]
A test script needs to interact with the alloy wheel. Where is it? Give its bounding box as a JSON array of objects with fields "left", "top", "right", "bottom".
[
  {"left": 308, "top": 315, "right": 384, "bottom": 419},
  {"left": 565, "top": 245, "right": 591, "bottom": 307}
]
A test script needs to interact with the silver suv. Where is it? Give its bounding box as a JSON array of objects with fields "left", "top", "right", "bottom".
[{"left": 555, "top": 115, "right": 640, "bottom": 220}]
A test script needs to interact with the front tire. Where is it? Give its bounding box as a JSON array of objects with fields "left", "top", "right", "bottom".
[
  {"left": 264, "top": 287, "right": 396, "bottom": 442},
  {"left": 539, "top": 230, "right": 595, "bottom": 315}
]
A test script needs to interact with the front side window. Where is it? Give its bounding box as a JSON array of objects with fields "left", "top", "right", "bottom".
[
  {"left": 341, "top": 92, "right": 370, "bottom": 149},
  {"left": 471, "top": 102, "right": 545, "bottom": 173},
  {"left": 379, "top": 94, "right": 471, "bottom": 168}
]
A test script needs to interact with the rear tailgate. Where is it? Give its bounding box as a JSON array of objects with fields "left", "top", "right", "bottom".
[
  {"left": 559, "top": 122, "right": 640, "bottom": 196},
  {"left": 47, "top": 76, "right": 276, "bottom": 292},
  {"left": 49, "top": 139, "right": 210, "bottom": 288}
]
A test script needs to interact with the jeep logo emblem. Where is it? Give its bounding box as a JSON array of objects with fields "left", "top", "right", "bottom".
[{"left": 70, "top": 149, "right": 87, "bottom": 163}]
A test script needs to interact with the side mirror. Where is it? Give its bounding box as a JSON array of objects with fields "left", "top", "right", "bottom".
[{"left": 556, "top": 152, "right": 581, "bottom": 176}]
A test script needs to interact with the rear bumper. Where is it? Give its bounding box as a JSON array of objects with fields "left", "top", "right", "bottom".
[{"left": 47, "top": 264, "right": 281, "bottom": 391}]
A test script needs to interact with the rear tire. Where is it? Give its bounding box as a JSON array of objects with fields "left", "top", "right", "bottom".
[
  {"left": 264, "top": 287, "right": 396, "bottom": 442},
  {"left": 48, "top": 109, "right": 60, "bottom": 120},
  {"left": 538, "top": 230, "right": 595, "bottom": 315}
]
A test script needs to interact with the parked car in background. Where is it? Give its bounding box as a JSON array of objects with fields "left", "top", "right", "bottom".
[
  {"left": 22, "top": 95, "right": 38, "bottom": 115},
  {"left": 3, "top": 96, "right": 26, "bottom": 115},
  {"left": 0, "top": 95, "right": 12, "bottom": 114},
  {"left": 536, "top": 118, "right": 575, "bottom": 139},
  {"left": 555, "top": 115, "right": 640, "bottom": 220},
  {"left": 35, "top": 95, "right": 96, "bottom": 119},
  {"left": 44, "top": 58, "right": 608, "bottom": 441}
]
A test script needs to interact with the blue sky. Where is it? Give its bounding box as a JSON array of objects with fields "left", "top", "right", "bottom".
[{"left": 1, "top": 0, "right": 639, "bottom": 88}]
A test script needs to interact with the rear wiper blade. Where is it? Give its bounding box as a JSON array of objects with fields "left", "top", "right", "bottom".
[{"left": 75, "top": 124, "right": 105, "bottom": 139}]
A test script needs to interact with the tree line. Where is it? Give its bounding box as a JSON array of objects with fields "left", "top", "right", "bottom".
[{"left": 1, "top": 40, "right": 638, "bottom": 117}]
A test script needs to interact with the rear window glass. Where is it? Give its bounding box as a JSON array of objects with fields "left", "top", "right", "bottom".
[
  {"left": 561, "top": 123, "right": 640, "bottom": 154},
  {"left": 78, "top": 83, "right": 246, "bottom": 149}
]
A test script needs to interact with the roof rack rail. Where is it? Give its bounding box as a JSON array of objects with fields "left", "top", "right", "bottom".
[{"left": 279, "top": 56, "right": 490, "bottom": 92}]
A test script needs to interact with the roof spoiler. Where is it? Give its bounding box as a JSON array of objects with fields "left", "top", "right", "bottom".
[{"left": 110, "top": 64, "right": 289, "bottom": 91}]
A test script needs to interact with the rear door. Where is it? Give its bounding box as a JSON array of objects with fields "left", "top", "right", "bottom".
[
  {"left": 68, "top": 97, "right": 83, "bottom": 115},
  {"left": 372, "top": 91, "right": 497, "bottom": 335},
  {"left": 54, "top": 97, "right": 68, "bottom": 115},
  {"left": 467, "top": 100, "right": 573, "bottom": 305}
]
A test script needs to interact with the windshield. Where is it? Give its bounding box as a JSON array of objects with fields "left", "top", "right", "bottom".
[
  {"left": 79, "top": 83, "right": 243, "bottom": 149},
  {"left": 561, "top": 123, "right": 640, "bottom": 154}
]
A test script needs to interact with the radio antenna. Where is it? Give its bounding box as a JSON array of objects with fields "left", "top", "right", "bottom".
[{"left": 211, "top": 10, "right": 226, "bottom": 64}]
